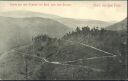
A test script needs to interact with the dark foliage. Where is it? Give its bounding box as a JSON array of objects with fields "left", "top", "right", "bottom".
[{"left": 30, "top": 26, "right": 127, "bottom": 80}]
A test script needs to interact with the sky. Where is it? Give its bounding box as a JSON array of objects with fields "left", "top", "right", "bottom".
[{"left": 0, "top": 1, "right": 127, "bottom": 22}]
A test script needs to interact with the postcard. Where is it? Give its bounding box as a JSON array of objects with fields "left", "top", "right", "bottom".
[{"left": 0, "top": 0, "right": 127, "bottom": 80}]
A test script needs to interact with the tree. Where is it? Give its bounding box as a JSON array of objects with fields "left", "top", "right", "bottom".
[
  {"left": 76, "top": 27, "right": 81, "bottom": 33},
  {"left": 82, "top": 26, "right": 90, "bottom": 34}
]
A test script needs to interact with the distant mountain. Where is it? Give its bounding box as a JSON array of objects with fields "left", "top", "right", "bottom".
[
  {"left": 106, "top": 18, "right": 127, "bottom": 31},
  {"left": 57, "top": 18, "right": 113, "bottom": 29},
  {"left": 0, "top": 11, "right": 61, "bottom": 19},
  {"left": 0, "top": 11, "right": 113, "bottom": 29},
  {"left": 0, "top": 16, "right": 70, "bottom": 52}
]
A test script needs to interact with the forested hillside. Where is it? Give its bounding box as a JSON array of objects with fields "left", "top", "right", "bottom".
[
  {"left": 24, "top": 26, "right": 127, "bottom": 80},
  {"left": 0, "top": 16, "right": 70, "bottom": 52},
  {"left": 0, "top": 23, "right": 127, "bottom": 80}
]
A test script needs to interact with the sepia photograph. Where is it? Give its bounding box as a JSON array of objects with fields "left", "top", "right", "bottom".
[{"left": 0, "top": 1, "right": 127, "bottom": 80}]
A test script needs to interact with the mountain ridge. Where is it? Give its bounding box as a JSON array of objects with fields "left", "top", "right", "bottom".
[
  {"left": 0, "top": 16, "right": 71, "bottom": 52},
  {"left": 106, "top": 18, "right": 127, "bottom": 31},
  {"left": 0, "top": 11, "right": 114, "bottom": 29}
]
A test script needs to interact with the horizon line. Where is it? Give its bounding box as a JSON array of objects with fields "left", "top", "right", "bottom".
[{"left": 0, "top": 10, "right": 126, "bottom": 22}]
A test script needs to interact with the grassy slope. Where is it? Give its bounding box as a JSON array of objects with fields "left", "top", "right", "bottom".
[
  {"left": 0, "top": 47, "right": 43, "bottom": 80},
  {"left": 0, "top": 28, "right": 127, "bottom": 80}
]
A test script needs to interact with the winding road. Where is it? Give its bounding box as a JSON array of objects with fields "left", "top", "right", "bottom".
[{"left": 0, "top": 40, "right": 118, "bottom": 80}]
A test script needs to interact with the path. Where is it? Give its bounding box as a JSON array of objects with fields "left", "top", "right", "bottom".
[{"left": 14, "top": 49, "right": 103, "bottom": 72}]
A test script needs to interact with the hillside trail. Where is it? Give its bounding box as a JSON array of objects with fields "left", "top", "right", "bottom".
[
  {"left": 0, "top": 43, "right": 104, "bottom": 72},
  {"left": 65, "top": 40, "right": 116, "bottom": 56},
  {"left": 0, "top": 39, "right": 118, "bottom": 79},
  {"left": 15, "top": 49, "right": 103, "bottom": 72},
  {"left": 0, "top": 39, "right": 116, "bottom": 61},
  {"left": 0, "top": 43, "right": 33, "bottom": 59},
  {"left": 63, "top": 55, "right": 117, "bottom": 63},
  {"left": 61, "top": 40, "right": 117, "bottom": 63}
]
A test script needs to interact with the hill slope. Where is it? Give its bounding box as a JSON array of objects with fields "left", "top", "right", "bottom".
[
  {"left": 0, "top": 38, "right": 110, "bottom": 80},
  {"left": 0, "top": 11, "right": 113, "bottom": 29},
  {"left": 57, "top": 18, "right": 112, "bottom": 29},
  {"left": 0, "top": 16, "right": 70, "bottom": 52},
  {"left": 106, "top": 18, "right": 127, "bottom": 31},
  {"left": 0, "top": 28, "right": 127, "bottom": 80},
  {"left": 0, "top": 11, "right": 61, "bottom": 19}
]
